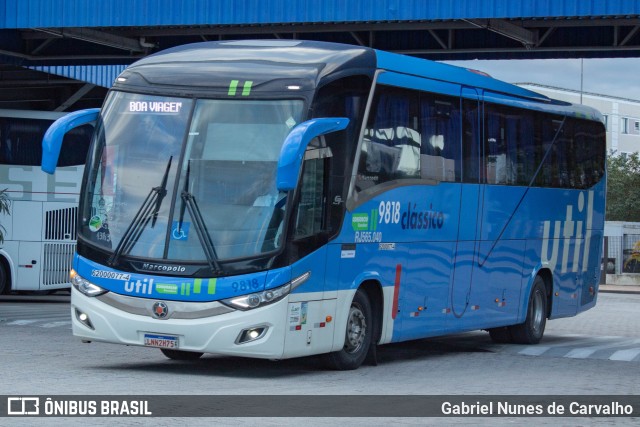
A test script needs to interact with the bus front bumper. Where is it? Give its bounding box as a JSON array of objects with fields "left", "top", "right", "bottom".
[{"left": 70, "top": 287, "right": 288, "bottom": 359}]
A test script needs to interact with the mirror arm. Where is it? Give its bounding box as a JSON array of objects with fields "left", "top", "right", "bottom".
[
  {"left": 41, "top": 108, "right": 100, "bottom": 174},
  {"left": 277, "top": 117, "right": 349, "bottom": 191}
]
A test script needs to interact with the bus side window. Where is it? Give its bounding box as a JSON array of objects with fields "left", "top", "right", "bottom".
[
  {"left": 356, "top": 86, "right": 420, "bottom": 193},
  {"left": 537, "top": 117, "right": 563, "bottom": 187},
  {"left": 534, "top": 116, "right": 605, "bottom": 189},
  {"left": 420, "top": 94, "right": 460, "bottom": 182},
  {"left": 1, "top": 118, "right": 47, "bottom": 166},
  {"left": 462, "top": 99, "right": 481, "bottom": 183},
  {"left": 484, "top": 105, "right": 523, "bottom": 185},
  {"left": 574, "top": 119, "right": 605, "bottom": 187}
]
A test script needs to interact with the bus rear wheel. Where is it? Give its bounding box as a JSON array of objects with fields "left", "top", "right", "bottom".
[
  {"left": 510, "top": 276, "right": 547, "bottom": 344},
  {"left": 326, "top": 289, "right": 372, "bottom": 370},
  {"left": 160, "top": 349, "right": 204, "bottom": 360}
]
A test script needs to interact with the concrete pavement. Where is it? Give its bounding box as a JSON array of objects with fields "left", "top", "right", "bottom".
[{"left": 599, "top": 284, "right": 640, "bottom": 294}]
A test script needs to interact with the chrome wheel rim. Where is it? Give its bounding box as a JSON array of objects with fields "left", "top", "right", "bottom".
[{"left": 344, "top": 304, "right": 367, "bottom": 354}]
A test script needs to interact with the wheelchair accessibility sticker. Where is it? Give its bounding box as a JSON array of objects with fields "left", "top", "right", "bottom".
[{"left": 171, "top": 221, "right": 190, "bottom": 240}]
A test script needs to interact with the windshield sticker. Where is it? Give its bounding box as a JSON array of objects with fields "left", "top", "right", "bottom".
[
  {"left": 171, "top": 221, "right": 190, "bottom": 240},
  {"left": 286, "top": 117, "right": 297, "bottom": 129},
  {"left": 89, "top": 215, "right": 104, "bottom": 232},
  {"left": 127, "top": 101, "right": 183, "bottom": 114}
]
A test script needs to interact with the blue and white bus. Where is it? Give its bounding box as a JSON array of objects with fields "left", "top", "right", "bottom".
[{"left": 42, "top": 41, "right": 605, "bottom": 369}]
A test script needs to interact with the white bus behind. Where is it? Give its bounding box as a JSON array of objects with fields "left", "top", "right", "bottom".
[{"left": 0, "top": 109, "right": 92, "bottom": 293}]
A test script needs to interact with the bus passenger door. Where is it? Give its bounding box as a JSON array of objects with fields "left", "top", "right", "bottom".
[
  {"left": 284, "top": 148, "right": 336, "bottom": 357},
  {"left": 449, "top": 88, "right": 482, "bottom": 323}
]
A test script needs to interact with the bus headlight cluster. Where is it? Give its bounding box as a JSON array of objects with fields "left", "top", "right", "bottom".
[
  {"left": 221, "top": 283, "right": 291, "bottom": 311},
  {"left": 70, "top": 269, "right": 108, "bottom": 297},
  {"left": 221, "top": 271, "right": 310, "bottom": 311}
]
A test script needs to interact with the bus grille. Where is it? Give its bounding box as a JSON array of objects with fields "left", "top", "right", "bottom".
[
  {"left": 43, "top": 243, "right": 76, "bottom": 286},
  {"left": 45, "top": 207, "right": 77, "bottom": 241}
]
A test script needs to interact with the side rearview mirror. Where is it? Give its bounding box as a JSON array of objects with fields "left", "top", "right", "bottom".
[
  {"left": 277, "top": 117, "right": 349, "bottom": 191},
  {"left": 41, "top": 108, "right": 100, "bottom": 174}
]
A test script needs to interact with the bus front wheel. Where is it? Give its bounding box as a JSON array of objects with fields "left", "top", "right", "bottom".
[
  {"left": 160, "top": 349, "right": 204, "bottom": 360},
  {"left": 326, "top": 289, "right": 372, "bottom": 370}
]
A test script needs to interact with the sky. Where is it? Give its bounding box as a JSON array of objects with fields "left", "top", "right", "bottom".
[{"left": 445, "top": 57, "right": 640, "bottom": 101}]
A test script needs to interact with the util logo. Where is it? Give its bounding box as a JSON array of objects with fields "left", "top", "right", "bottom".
[{"left": 541, "top": 191, "right": 594, "bottom": 274}]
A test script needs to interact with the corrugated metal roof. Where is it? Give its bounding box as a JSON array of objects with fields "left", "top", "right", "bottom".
[
  {"left": 2, "top": 0, "right": 640, "bottom": 29},
  {"left": 28, "top": 64, "right": 126, "bottom": 87}
]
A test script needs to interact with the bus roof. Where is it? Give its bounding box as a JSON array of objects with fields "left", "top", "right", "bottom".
[
  {"left": 117, "top": 40, "right": 603, "bottom": 123},
  {"left": 374, "top": 49, "right": 551, "bottom": 103},
  {"left": 118, "top": 40, "right": 376, "bottom": 95}
]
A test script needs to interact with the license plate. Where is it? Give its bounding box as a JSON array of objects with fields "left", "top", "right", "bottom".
[{"left": 144, "top": 333, "right": 178, "bottom": 349}]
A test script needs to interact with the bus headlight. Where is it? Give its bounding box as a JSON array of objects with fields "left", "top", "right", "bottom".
[
  {"left": 221, "top": 271, "right": 310, "bottom": 311},
  {"left": 70, "top": 269, "right": 108, "bottom": 297},
  {"left": 222, "top": 283, "right": 291, "bottom": 311}
]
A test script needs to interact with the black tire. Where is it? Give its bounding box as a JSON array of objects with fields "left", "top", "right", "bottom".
[
  {"left": 326, "top": 289, "right": 372, "bottom": 370},
  {"left": 488, "top": 326, "right": 513, "bottom": 343},
  {"left": 510, "top": 276, "right": 547, "bottom": 344},
  {"left": 160, "top": 349, "right": 204, "bottom": 360},
  {"left": 0, "top": 261, "right": 8, "bottom": 295}
]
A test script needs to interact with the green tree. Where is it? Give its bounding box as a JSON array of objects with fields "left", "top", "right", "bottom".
[{"left": 606, "top": 152, "right": 640, "bottom": 221}]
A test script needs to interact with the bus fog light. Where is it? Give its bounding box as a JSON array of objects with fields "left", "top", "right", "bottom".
[
  {"left": 236, "top": 326, "right": 268, "bottom": 344},
  {"left": 75, "top": 308, "right": 95, "bottom": 330}
]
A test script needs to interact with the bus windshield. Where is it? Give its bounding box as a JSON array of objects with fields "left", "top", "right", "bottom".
[{"left": 80, "top": 91, "right": 304, "bottom": 264}]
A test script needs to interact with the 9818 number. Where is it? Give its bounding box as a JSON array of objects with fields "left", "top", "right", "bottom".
[
  {"left": 379, "top": 201, "right": 401, "bottom": 224},
  {"left": 231, "top": 278, "right": 261, "bottom": 292}
]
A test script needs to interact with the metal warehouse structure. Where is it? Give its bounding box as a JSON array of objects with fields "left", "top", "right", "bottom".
[{"left": 1, "top": 0, "right": 640, "bottom": 110}]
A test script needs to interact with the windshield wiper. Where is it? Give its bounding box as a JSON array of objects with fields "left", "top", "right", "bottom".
[
  {"left": 108, "top": 156, "right": 173, "bottom": 266},
  {"left": 179, "top": 160, "right": 224, "bottom": 275}
]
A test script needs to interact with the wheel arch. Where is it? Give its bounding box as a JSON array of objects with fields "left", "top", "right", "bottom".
[
  {"left": 535, "top": 268, "right": 553, "bottom": 318},
  {"left": 522, "top": 266, "right": 553, "bottom": 322},
  {"left": 331, "top": 270, "right": 387, "bottom": 354},
  {"left": 358, "top": 279, "right": 383, "bottom": 346},
  {"left": 0, "top": 251, "right": 14, "bottom": 294}
]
